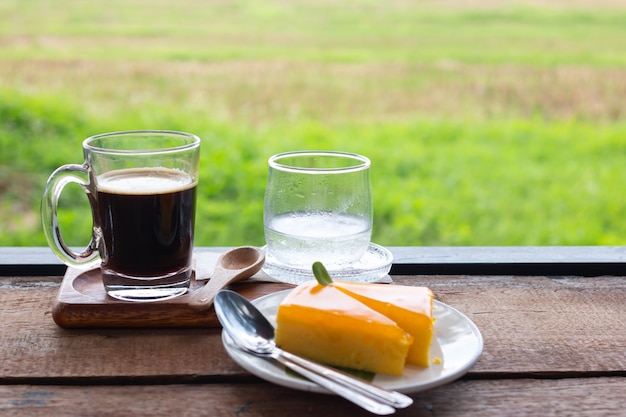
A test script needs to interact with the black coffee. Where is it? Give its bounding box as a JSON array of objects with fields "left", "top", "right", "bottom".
[{"left": 95, "top": 168, "right": 196, "bottom": 284}]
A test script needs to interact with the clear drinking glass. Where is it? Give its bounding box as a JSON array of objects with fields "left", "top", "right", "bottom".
[
  {"left": 263, "top": 151, "right": 373, "bottom": 281},
  {"left": 41, "top": 130, "right": 200, "bottom": 302}
]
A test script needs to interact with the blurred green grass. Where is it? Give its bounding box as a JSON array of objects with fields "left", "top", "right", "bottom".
[{"left": 1, "top": 0, "right": 626, "bottom": 247}]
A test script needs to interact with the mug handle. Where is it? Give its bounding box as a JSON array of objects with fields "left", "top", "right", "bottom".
[{"left": 41, "top": 164, "right": 101, "bottom": 269}]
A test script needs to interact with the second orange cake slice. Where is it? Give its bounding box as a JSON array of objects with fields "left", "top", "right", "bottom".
[{"left": 333, "top": 281, "right": 435, "bottom": 367}]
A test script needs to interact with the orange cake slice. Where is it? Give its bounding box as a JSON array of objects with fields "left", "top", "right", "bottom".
[
  {"left": 333, "top": 281, "right": 434, "bottom": 367},
  {"left": 275, "top": 280, "right": 413, "bottom": 376}
]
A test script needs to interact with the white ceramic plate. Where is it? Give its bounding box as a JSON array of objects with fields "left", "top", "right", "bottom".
[{"left": 221, "top": 289, "right": 483, "bottom": 394}]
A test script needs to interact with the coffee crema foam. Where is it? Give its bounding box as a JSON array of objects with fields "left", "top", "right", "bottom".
[{"left": 97, "top": 168, "right": 196, "bottom": 195}]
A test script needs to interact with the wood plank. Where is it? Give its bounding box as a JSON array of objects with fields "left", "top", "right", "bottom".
[
  {"left": 392, "top": 274, "right": 626, "bottom": 375},
  {"left": 1, "top": 274, "right": 624, "bottom": 382},
  {"left": 4, "top": 246, "right": 626, "bottom": 276},
  {"left": 390, "top": 246, "right": 626, "bottom": 276},
  {"left": 0, "top": 275, "right": 241, "bottom": 381},
  {"left": 1, "top": 378, "right": 624, "bottom": 416}
]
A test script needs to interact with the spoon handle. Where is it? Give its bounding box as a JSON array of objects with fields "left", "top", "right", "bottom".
[
  {"left": 271, "top": 352, "right": 395, "bottom": 415},
  {"left": 189, "top": 275, "right": 232, "bottom": 311},
  {"left": 277, "top": 348, "right": 413, "bottom": 409}
]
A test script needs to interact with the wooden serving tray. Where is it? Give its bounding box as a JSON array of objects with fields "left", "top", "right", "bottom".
[{"left": 52, "top": 268, "right": 293, "bottom": 329}]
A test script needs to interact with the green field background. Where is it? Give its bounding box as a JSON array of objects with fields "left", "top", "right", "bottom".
[{"left": 1, "top": 0, "right": 625, "bottom": 248}]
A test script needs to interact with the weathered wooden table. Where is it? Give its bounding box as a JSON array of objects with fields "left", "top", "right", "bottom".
[{"left": 1, "top": 247, "right": 625, "bottom": 416}]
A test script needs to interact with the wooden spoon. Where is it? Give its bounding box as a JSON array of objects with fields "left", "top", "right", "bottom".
[{"left": 189, "top": 246, "right": 265, "bottom": 311}]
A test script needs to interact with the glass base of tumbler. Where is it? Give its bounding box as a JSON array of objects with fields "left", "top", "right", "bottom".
[{"left": 102, "top": 267, "right": 191, "bottom": 302}]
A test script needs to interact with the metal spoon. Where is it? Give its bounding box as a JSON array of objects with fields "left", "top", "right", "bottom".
[
  {"left": 189, "top": 247, "right": 265, "bottom": 311},
  {"left": 214, "top": 290, "right": 413, "bottom": 415}
]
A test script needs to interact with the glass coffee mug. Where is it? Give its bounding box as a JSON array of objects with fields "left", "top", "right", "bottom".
[
  {"left": 263, "top": 150, "right": 373, "bottom": 282},
  {"left": 42, "top": 130, "right": 200, "bottom": 302}
]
